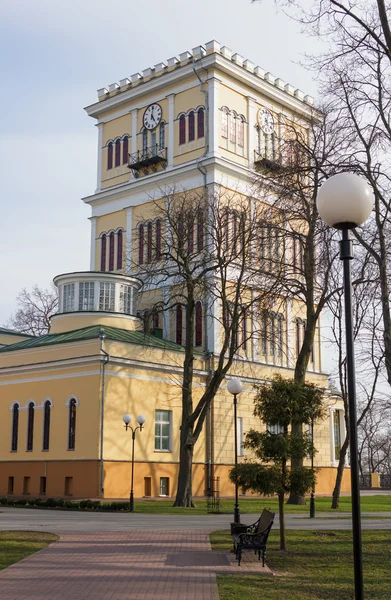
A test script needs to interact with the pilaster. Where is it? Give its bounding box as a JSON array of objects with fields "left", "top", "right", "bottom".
[
  {"left": 247, "top": 96, "right": 256, "bottom": 166},
  {"left": 96, "top": 123, "right": 104, "bottom": 192},
  {"left": 167, "top": 94, "right": 175, "bottom": 168},
  {"left": 208, "top": 77, "right": 220, "bottom": 157},
  {"left": 131, "top": 109, "right": 138, "bottom": 155},
  {"left": 126, "top": 208, "right": 133, "bottom": 274},
  {"left": 89, "top": 217, "right": 97, "bottom": 271}
]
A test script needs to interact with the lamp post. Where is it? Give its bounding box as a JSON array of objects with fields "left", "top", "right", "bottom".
[
  {"left": 317, "top": 172, "right": 374, "bottom": 600},
  {"left": 310, "top": 417, "right": 315, "bottom": 519},
  {"left": 122, "top": 413, "right": 146, "bottom": 512},
  {"left": 227, "top": 377, "right": 244, "bottom": 524}
]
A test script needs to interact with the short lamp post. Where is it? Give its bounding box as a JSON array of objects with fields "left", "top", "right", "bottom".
[
  {"left": 122, "top": 413, "right": 146, "bottom": 512},
  {"left": 227, "top": 377, "right": 244, "bottom": 524},
  {"left": 317, "top": 172, "right": 374, "bottom": 600}
]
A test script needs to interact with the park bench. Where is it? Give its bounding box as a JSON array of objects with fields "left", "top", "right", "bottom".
[{"left": 231, "top": 508, "right": 275, "bottom": 567}]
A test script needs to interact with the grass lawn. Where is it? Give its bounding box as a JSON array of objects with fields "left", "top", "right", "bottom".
[
  {"left": 210, "top": 529, "right": 391, "bottom": 599},
  {"left": 0, "top": 531, "right": 58, "bottom": 571},
  {"left": 129, "top": 495, "right": 391, "bottom": 514}
]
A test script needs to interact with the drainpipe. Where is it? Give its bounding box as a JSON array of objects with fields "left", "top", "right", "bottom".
[{"left": 99, "top": 328, "right": 110, "bottom": 497}]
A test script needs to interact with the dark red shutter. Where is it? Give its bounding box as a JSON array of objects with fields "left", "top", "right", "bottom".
[
  {"left": 101, "top": 235, "right": 107, "bottom": 271},
  {"left": 179, "top": 115, "right": 186, "bottom": 144},
  {"left": 176, "top": 306, "right": 183, "bottom": 345},
  {"left": 117, "top": 230, "right": 123, "bottom": 270},
  {"left": 115, "top": 139, "right": 121, "bottom": 167},
  {"left": 138, "top": 224, "right": 144, "bottom": 265},
  {"left": 147, "top": 222, "right": 153, "bottom": 263},
  {"left": 107, "top": 143, "right": 113, "bottom": 169},
  {"left": 197, "top": 108, "right": 204, "bottom": 138},
  {"left": 197, "top": 210, "right": 204, "bottom": 252},
  {"left": 188, "top": 111, "right": 195, "bottom": 141},
  {"left": 109, "top": 232, "right": 115, "bottom": 271},
  {"left": 156, "top": 220, "right": 162, "bottom": 260},
  {"left": 195, "top": 302, "right": 202, "bottom": 346},
  {"left": 122, "top": 137, "right": 129, "bottom": 164}
]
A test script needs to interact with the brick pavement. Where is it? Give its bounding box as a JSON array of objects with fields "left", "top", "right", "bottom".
[{"left": 0, "top": 530, "right": 271, "bottom": 600}]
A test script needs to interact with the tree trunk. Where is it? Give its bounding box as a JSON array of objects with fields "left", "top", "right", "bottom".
[
  {"left": 278, "top": 491, "right": 286, "bottom": 550},
  {"left": 174, "top": 421, "right": 195, "bottom": 507},
  {"left": 331, "top": 435, "right": 349, "bottom": 509}
]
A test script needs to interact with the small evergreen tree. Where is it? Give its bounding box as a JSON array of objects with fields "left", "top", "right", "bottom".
[{"left": 230, "top": 375, "right": 324, "bottom": 550}]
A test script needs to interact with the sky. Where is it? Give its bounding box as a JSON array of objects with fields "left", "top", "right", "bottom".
[{"left": 0, "top": 0, "right": 327, "bottom": 351}]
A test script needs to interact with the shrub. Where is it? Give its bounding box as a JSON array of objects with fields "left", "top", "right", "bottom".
[
  {"left": 0, "top": 497, "right": 7, "bottom": 505},
  {"left": 6, "top": 499, "right": 15, "bottom": 506},
  {"left": 57, "top": 498, "right": 65, "bottom": 507},
  {"left": 45, "top": 498, "right": 57, "bottom": 507},
  {"left": 34, "top": 498, "right": 43, "bottom": 506},
  {"left": 15, "top": 499, "right": 27, "bottom": 506}
]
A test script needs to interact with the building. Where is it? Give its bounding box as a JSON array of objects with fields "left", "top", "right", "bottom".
[{"left": 0, "top": 41, "right": 349, "bottom": 499}]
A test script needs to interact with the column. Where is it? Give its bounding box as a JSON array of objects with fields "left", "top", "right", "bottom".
[
  {"left": 167, "top": 94, "right": 175, "bottom": 168},
  {"left": 89, "top": 217, "right": 97, "bottom": 271},
  {"left": 278, "top": 112, "right": 285, "bottom": 162},
  {"left": 96, "top": 123, "right": 104, "bottom": 192},
  {"left": 131, "top": 109, "right": 138, "bottom": 156},
  {"left": 251, "top": 290, "right": 259, "bottom": 362},
  {"left": 286, "top": 299, "right": 294, "bottom": 368},
  {"left": 329, "top": 408, "right": 336, "bottom": 464},
  {"left": 125, "top": 208, "right": 133, "bottom": 274},
  {"left": 247, "top": 96, "right": 256, "bottom": 166},
  {"left": 162, "top": 286, "right": 171, "bottom": 340},
  {"left": 206, "top": 291, "right": 221, "bottom": 353},
  {"left": 208, "top": 77, "right": 220, "bottom": 157}
]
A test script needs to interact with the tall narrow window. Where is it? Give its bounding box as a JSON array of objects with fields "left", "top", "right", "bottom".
[
  {"left": 142, "top": 129, "right": 148, "bottom": 153},
  {"left": 63, "top": 283, "right": 75, "bottom": 313},
  {"left": 147, "top": 222, "right": 153, "bottom": 263},
  {"left": 195, "top": 301, "right": 202, "bottom": 347},
  {"left": 179, "top": 115, "right": 186, "bottom": 144},
  {"left": 188, "top": 221, "right": 194, "bottom": 254},
  {"left": 107, "top": 143, "right": 113, "bottom": 169},
  {"left": 237, "top": 417, "right": 244, "bottom": 456},
  {"left": 79, "top": 282, "right": 95, "bottom": 311},
  {"left": 241, "top": 309, "right": 247, "bottom": 351},
  {"left": 11, "top": 404, "right": 19, "bottom": 451},
  {"left": 152, "top": 312, "right": 159, "bottom": 328},
  {"left": 229, "top": 114, "right": 236, "bottom": 143},
  {"left": 109, "top": 232, "right": 115, "bottom": 271},
  {"left": 119, "top": 285, "right": 132, "bottom": 314},
  {"left": 176, "top": 305, "right": 183, "bottom": 345},
  {"left": 270, "top": 313, "right": 275, "bottom": 357},
  {"left": 238, "top": 117, "right": 244, "bottom": 147},
  {"left": 159, "top": 123, "right": 165, "bottom": 149},
  {"left": 122, "top": 136, "right": 129, "bottom": 164},
  {"left": 188, "top": 111, "right": 195, "bottom": 141},
  {"left": 68, "top": 398, "right": 77, "bottom": 451},
  {"left": 155, "top": 220, "right": 162, "bottom": 260},
  {"left": 138, "top": 224, "right": 144, "bottom": 265},
  {"left": 261, "top": 311, "right": 268, "bottom": 355},
  {"left": 151, "top": 131, "right": 156, "bottom": 152},
  {"left": 296, "top": 320, "right": 301, "bottom": 357},
  {"left": 197, "top": 108, "right": 205, "bottom": 138},
  {"left": 27, "top": 402, "right": 34, "bottom": 451},
  {"left": 101, "top": 234, "right": 107, "bottom": 271},
  {"left": 117, "top": 229, "right": 123, "bottom": 270},
  {"left": 42, "top": 400, "right": 51, "bottom": 451},
  {"left": 99, "top": 282, "right": 115, "bottom": 312},
  {"left": 334, "top": 411, "right": 341, "bottom": 461},
  {"left": 222, "top": 109, "right": 228, "bottom": 138},
  {"left": 197, "top": 210, "right": 204, "bottom": 252},
  {"left": 115, "top": 139, "right": 121, "bottom": 167},
  {"left": 277, "top": 316, "right": 283, "bottom": 358},
  {"left": 155, "top": 410, "right": 172, "bottom": 451}
]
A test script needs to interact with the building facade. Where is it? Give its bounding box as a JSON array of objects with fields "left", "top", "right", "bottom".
[{"left": 0, "top": 41, "right": 350, "bottom": 499}]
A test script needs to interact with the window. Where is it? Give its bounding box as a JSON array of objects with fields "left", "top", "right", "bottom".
[
  {"left": 222, "top": 108, "right": 228, "bottom": 138},
  {"left": 115, "top": 139, "right": 121, "bottom": 167},
  {"left": 42, "top": 400, "right": 51, "bottom": 451},
  {"left": 63, "top": 283, "right": 75, "bottom": 312},
  {"left": 142, "top": 129, "right": 148, "bottom": 153},
  {"left": 101, "top": 234, "right": 107, "bottom": 271},
  {"left": 23, "top": 476, "right": 30, "bottom": 494},
  {"left": 277, "top": 315, "right": 284, "bottom": 358},
  {"left": 79, "top": 282, "right": 95, "bottom": 311},
  {"left": 334, "top": 411, "right": 341, "bottom": 461},
  {"left": 268, "top": 423, "right": 284, "bottom": 435},
  {"left": 27, "top": 402, "right": 34, "bottom": 451},
  {"left": 120, "top": 285, "right": 132, "bottom": 314},
  {"left": 40, "top": 476, "right": 47, "bottom": 495},
  {"left": 159, "top": 123, "right": 165, "bottom": 150},
  {"left": 197, "top": 210, "right": 204, "bottom": 252},
  {"left": 238, "top": 117, "right": 244, "bottom": 147},
  {"left": 122, "top": 136, "right": 129, "bottom": 164},
  {"left": 197, "top": 108, "right": 205, "bottom": 138},
  {"left": 147, "top": 222, "right": 153, "bottom": 263},
  {"left": 269, "top": 313, "right": 275, "bottom": 356},
  {"left": 155, "top": 410, "right": 172, "bottom": 451},
  {"left": 109, "top": 232, "right": 115, "bottom": 271},
  {"left": 241, "top": 309, "right": 247, "bottom": 351},
  {"left": 188, "top": 111, "right": 195, "bottom": 142},
  {"left": 107, "top": 142, "right": 113, "bottom": 169},
  {"left": 138, "top": 224, "right": 144, "bottom": 265},
  {"left": 179, "top": 115, "right": 186, "bottom": 144},
  {"left": 117, "top": 229, "right": 123, "bottom": 270},
  {"left": 237, "top": 417, "right": 244, "bottom": 457},
  {"left": 176, "top": 305, "right": 183, "bottom": 345},
  {"left": 68, "top": 398, "right": 77, "bottom": 450},
  {"left": 261, "top": 311, "right": 268, "bottom": 355},
  {"left": 8, "top": 476, "right": 14, "bottom": 494},
  {"left": 11, "top": 404, "right": 19, "bottom": 451},
  {"left": 64, "top": 476, "right": 73, "bottom": 496},
  {"left": 144, "top": 477, "right": 152, "bottom": 497},
  {"left": 99, "top": 282, "right": 115, "bottom": 312},
  {"left": 151, "top": 130, "right": 156, "bottom": 151},
  {"left": 296, "top": 319, "right": 302, "bottom": 357},
  {"left": 152, "top": 312, "right": 159, "bottom": 328},
  {"left": 229, "top": 113, "right": 236, "bottom": 143},
  {"left": 293, "top": 235, "right": 303, "bottom": 273},
  {"left": 155, "top": 220, "right": 162, "bottom": 260},
  {"left": 160, "top": 477, "right": 170, "bottom": 496},
  {"left": 195, "top": 301, "right": 202, "bottom": 347},
  {"left": 188, "top": 221, "right": 194, "bottom": 254}
]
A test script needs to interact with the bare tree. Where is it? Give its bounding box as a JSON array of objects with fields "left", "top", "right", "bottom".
[{"left": 5, "top": 285, "right": 58, "bottom": 337}]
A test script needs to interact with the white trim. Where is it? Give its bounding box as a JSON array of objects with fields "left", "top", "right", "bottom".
[
  {"left": 65, "top": 395, "right": 79, "bottom": 407},
  {"left": 162, "top": 286, "right": 171, "bottom": 340},
  {"left": 125, "top": 207, "right": 133, "bottom": 274},
  {"left": 167, "top": 94, "right": 175, "bottom": 168},
  {"left": 131, "top": 109, "right": 138, "bottom": 156},
  {"left": 96, "top": 123, "right": 104, "bottom": 192},
  {"left": 208, "top": 77, "right": 219, "bottom": 157},
  {"left": 0, "top": 370, "right": 101, "bottom": 386},
  {"left": 40, "top": 397, "right": 54, "bottom": 408},
  {"left": 247, "top": 96, "right": 256, "bottom": 166},
  {"left": 9, "top": 401, "right": 20, "bottom": 410},
  {"left": 89, "top": 217, "right": 97, "bottom": 270}
]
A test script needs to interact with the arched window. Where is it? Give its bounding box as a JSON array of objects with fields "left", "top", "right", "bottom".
[
  {"left": 42, "top": 400, "right": 51, "bottom": 451},
  {"left": 222, "top": 108, "right": 229, "bottom": 138},
  {"left": 142, "top": 129, "right": 148, "bottom": 153},
  {"left": 156, "top": 219, "right": 162, "bottom": 260},
  {"left": 188, "top": 111, "right": 195, "bottom": 142},
  {"left": 152, "top": 312, "right": 159, "bottom": 328},
  {"left": 109, "top": 232, "right": 115, "bottom": 271},
  {"left": 68, "top": 398, "right": 77, "bottom": 451},
  {"left": 107, "top": 143, "right": 113, "bottom": 169},
  {"left": 197, "top": 108, "right": 205, "bottom": 138},
  {"left": 261, "top": 310, "right": 268, "bottom": 355},
  {"left": 179, "top": 115, "right": 186, "bottom": 144},
  {"left": 138, "top": 224, "right": 144, "bottom": 265},
  {"left": 277, "top": 315, "right": 284, "bottom": 358},
  {"left": 269, "top": 313, "right": 276, "bottom": 356},
  {"left": 197, "top": 209, "right": 204, "bottom": 252},
  {"left": 238, "top": 117, "right": 244, "bottom": 147},
  {"left": 296, "top": 319, "right": 302, "bottom": 357},
  {"left": 188, "top": 220, "right": 194, "bottom": 254},
  {"left": 159, "top": 123, "right": 165, "bottom": 149},
  {"left": 147, "top": 222, "right": 153, "bottom": 263},
  {"left": 230, "top": 114, "right": 236, "bottom": 143},
  {"left": 122, "top": 136, "right": 129, "bottom": 164},
  {"left": 241, "top": 309, "right": 247, "bottom": 350},
  {"left": 176, "top": 305, "right": 183, "bottom": 345},
  {"left": 101, "top": 234, "right": 107, "bottom": 271},
  {"left": 195, "top": 301, "right": 202, "bottom": 347},
  {"left": 117, "top": 229, "right": 123, "bottom": 270},
  {"left": 27, "top": 402, "right": 34, "bottom": 451},
  {"left": 115, "top": 139, "right": 121, "bottom": 167},
  {"left": 11, "top": 404, "right": 19, "bottom": 451}
]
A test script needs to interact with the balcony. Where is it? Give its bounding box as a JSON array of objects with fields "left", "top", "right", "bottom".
[
  {"left": 128, "top": 145, "right": 167, "bottom": 178},
  {"left": 253, "top": 150, "right": 283, "bottom": 172}
]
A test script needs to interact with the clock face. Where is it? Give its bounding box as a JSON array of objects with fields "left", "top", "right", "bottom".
[
  {"left": 258, "top": 108, "right": 275, "bottom": 134},
  {"left": 143, "top": 103, "right": 162, "bottom": 130}
]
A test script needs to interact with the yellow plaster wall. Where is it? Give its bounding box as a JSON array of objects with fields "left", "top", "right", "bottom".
[
  {"left": 0, "top": 333, "right": 32, "bottom": 346},
  {"left": 50, "top": 313, "right": 141, "bottom": 334}
]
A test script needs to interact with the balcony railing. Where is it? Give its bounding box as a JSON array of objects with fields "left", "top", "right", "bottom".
[
  {"left": 128, "top": 145, "right": 167, "bottom": 177},
  {"left": 254, "top": 150, "right": 282, "bottom": 172}
]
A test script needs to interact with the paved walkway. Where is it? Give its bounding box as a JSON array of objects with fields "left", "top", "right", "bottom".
[{"left": 0, "top": 530, "right": 271, "bottom": 600}]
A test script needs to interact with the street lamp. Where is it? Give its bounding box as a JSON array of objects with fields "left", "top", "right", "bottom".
[
  {"left": 317, "top": 172, "right": 374, "bottom": 600},
  {"left": 310, "top": 416, "right": 315, "bottom": 519},
  {"left": 122, "top": 413, "right": 146, "bottom": 512},
  {"left": 227, "top": 377, "right": 244, "bottom": 524}
]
